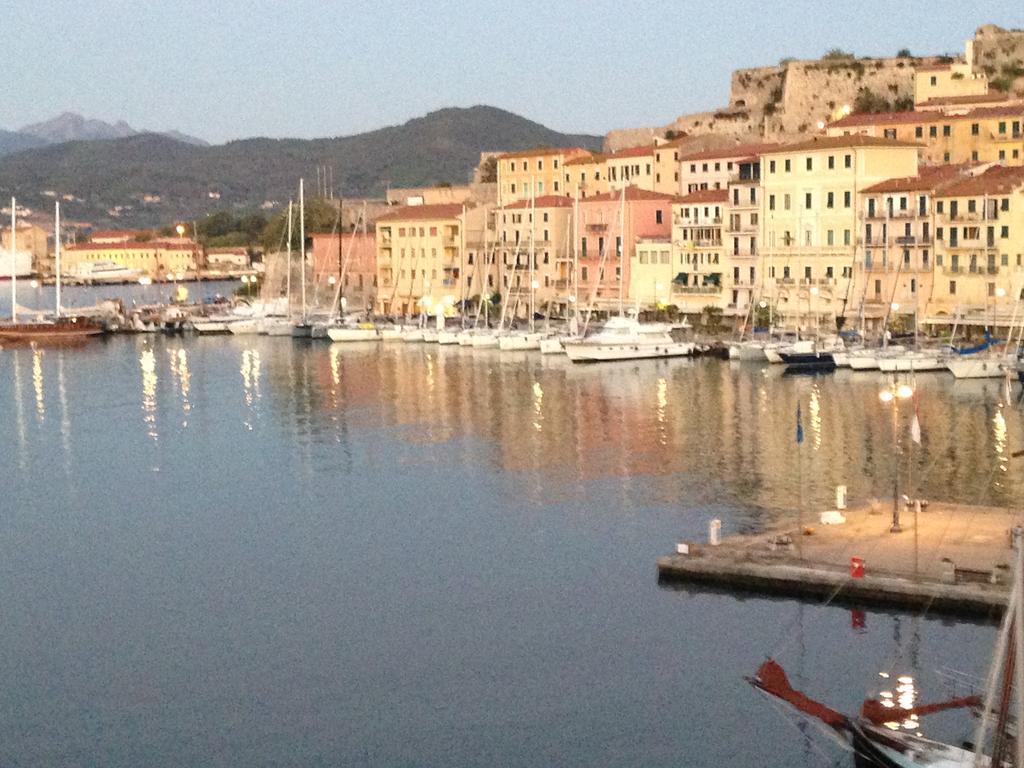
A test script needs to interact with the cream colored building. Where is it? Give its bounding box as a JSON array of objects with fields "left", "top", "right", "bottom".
[
  {"left": 930, "top": 165, "right": 1024, "bottom": 321},
  {"left": 62, "top": 239, "right": 198, "bottom": 278},
  {"left": 1, "top": 222, "right": 49, "bottom": 267},
  {"left": 759, "top": 136, "right": 921, "bottom": 328},
  {"left": 631, "top": 238, "right": 674, "bottom": 307},
  {"left": 605, "top": 145, "right": 656, "bottom": 192},
  {"left": 497, "top": 147, "right": 590, "bottom": 205},
  {"left": 725, "top": 157, "right": 763, "bottom": 316},
  {"left": 915, "top": 61, "right": 989, "bottom": 105},
  {"left": 495, "top": 195, "right": 574, "bottom": 317},
  {"left": 670, "top": 189, "right": 727, "bottom": 313},
  {"left": 678, "top": 144, "right": 778, "bottom": 196},
  {"left": 375, "top": 204, "right": 465, "bottom": 316}
]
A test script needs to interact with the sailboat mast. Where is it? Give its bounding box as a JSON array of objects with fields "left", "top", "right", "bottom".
[
  {"left": 572, "top": 187, "right": 579, "bottom": 334},
  {"left": 529, "top": 184, "right": 536, "bottom": 333},
  {"left": 286, "top": 200, "right": 293, "bottom": 317},
  {"left": 618, "top": 185, "right": 626, "bottom": 317},
  {"left": 10, "top": 196, "right": 17, "bottom": 322},
  {"left": 55, "top": 201, "right": 61, "bottom": 317},
  {"left": 299, "top": 179, "right": 306, "bottom": 321}
]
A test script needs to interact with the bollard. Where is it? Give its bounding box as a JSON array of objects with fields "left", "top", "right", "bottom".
[
  {"left": 709, "top": 519, "right": 722, "bottom": 547},
  {"left": 850, "top": 557, "right": 865, "bottom": 579},
  {"left": 836, "top": 485, "right": 847, "bottom": 510}
]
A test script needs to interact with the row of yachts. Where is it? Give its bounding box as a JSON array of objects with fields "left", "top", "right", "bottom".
[
  {"left": 728, "top": 336, "right": 1016, "bottom": 379},
  {"left": 191, "top": 310, "right": 698, "bottom": 364}
]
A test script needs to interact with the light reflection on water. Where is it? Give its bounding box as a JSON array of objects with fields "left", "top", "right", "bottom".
[{"left": 0, "top": 336, "right": 1016, "bottom": 767}]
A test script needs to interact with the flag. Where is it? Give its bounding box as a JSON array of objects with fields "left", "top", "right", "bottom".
[
  {"left": 910, "top": 399, "right": 921, "bottom": 445},
  {"left": 796, "top": 402, "right": 804, "bottom": 444}
]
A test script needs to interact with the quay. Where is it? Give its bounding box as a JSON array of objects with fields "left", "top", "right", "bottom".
[{"left": 657, "top": 501, "right": 1024, "bottom": 617}]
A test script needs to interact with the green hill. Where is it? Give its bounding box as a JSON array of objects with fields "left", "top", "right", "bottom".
[{"left": 0, "top": 106, "right": 603, "bottom": 227}]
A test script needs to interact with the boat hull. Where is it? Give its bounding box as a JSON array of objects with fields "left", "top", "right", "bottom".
[
  {"left": 540, "top": 337, "right": 566, "bottom": 355},
  {"left": 0, "top": 320, "right": 103, "bottom": 341},
  {"left": 877, "top": 356, "right": 946, "bottom": 373},
  {"left": 437, "top": 331, "right": 461, "bottom": 345},
  {"left": 498, "top": 333, "right": 544, "bottom": 351},
  {"left": 947, "top": 358, "right": 1007, "bottom": 379},
  {"left": 327, "top": 327, "right": 381, "bottom": 342},
  {"left": 564, "top": 342, "right": 694, "bottom": 363}
]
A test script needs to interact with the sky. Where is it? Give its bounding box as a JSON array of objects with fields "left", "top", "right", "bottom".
[{"left": 4, "top": 0, "right": 1023, "bottom": 144}]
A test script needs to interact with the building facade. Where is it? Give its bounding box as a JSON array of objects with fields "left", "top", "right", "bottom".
[{"left": 497, "top": 147, "right": 589, "bottom": 205}]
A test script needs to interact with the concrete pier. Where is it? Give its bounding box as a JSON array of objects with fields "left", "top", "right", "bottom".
[{"left": 657, "top": 501, "right": 1024, "bottom": 617}]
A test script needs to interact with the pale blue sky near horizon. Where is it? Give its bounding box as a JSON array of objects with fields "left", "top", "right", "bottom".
[{"left": 5, "top": 0, "right": 1023, "bottom": 144}]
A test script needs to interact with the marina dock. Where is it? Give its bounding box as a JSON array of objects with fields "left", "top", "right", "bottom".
[{"left": 658, "top": 501, "right": 1024, "bottom": 617}]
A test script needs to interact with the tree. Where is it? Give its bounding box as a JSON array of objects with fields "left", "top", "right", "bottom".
[
  {"left": 823, "top": 48, "right": 854, "bottom": 60},
  {"left": 853, "top": 87, "right": 891, "bottom": 113},
  {"left": 261, "top": 197, "right": 342, "bottom": 251},
  {"left": 896, "top": 48, "right": 912, "bottom": 58},
  {"left": 478, "top": 156, "right": 498, "bottom": 183}
]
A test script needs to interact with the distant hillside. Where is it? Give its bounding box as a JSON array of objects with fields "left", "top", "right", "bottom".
[
  {"left": 0, "top": 106, "right": 603, "bottom": 227},
  {"left": 0, "top": 129, "right": 47, "bottom": 156}
]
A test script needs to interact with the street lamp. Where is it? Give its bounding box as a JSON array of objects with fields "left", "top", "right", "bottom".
[
  {"left": 879, "top": 380, "right": 915, "bottom": 533},
  {"left": 175, "top": 223, "right": 186, "bottom": 238}
]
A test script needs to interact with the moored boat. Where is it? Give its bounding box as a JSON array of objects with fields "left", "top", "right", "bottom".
[{"left": 563, "top": 317, "right": 694, "bottom": 363}]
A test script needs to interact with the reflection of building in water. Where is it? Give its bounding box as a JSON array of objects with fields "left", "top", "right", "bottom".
[
  {"left": 293, "top": 345, "right": 1024, "bottom": 511},
  {"left": 32, "top": 348, "right": 45, "bottom": 421},
  {"left": 140, "top": 346, "right": 158, "bottom": 441}
]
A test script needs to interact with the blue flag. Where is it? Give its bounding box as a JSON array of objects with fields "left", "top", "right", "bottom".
[{"left": 796, "top": 403, "right": 804, "bottom": 444}]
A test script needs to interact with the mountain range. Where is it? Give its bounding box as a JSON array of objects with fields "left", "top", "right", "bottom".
[
  {"left": 0, "top": 112, "right": 209, "bottom": 155},
  {"left": 0, "top": 106, "right": 603, "bottom": 228}
]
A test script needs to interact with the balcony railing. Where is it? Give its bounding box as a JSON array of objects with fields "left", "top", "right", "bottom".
[{"left": 672, "top": 284, "right": 722, "bottom": 295}]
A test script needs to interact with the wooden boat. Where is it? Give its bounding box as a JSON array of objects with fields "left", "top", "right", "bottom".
[{"left": 0, "top": 317, "right": 104, "bottom": 341}]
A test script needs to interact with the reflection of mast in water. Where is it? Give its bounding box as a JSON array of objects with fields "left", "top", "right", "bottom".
[
  {"left": 57, "top": 350, "right": 72, "bottom": 476},
  {"left": 240, "top": 349, "right": 262, "bottom": 430},
  {"left": 32, "top": 348, "right": 45, "bottom": 422},
  {"left": 167, "top": 347, "right": 191, "bottom": 425},
  {"left": 12, "top": 350, "right": 28, "bottom": 473}
]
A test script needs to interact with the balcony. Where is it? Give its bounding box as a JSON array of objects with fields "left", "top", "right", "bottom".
[
  {"left": 694, "top": 239, "right": 722, "bottom": 248},
  {"left": 672, "top": 284, "right": 722, "bottom": 295},
  {"left": 554, "top": 279, "right": 571, "bottom": 289},
  {"left": 992, "top": 130, "right": 1023, "bottom": 142},
  {"left": 895, "top": 235, "right": 917, "bottom": 245},
  {"left": 586, "top": 222, "right": 608, "bottom": 232},
  {"left": 441, "top": 278, "right": 457, "bottom": 286}
]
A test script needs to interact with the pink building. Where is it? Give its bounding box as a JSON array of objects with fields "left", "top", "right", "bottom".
[
  {"left": 310, "top": 232, "right": 377, "bottom": 311},
  {"left": 575, "top": 187, "right": 675, "bottom": 310}
]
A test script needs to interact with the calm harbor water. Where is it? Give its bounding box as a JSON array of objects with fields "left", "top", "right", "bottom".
[{"left": 0, "top": 333, "right": 1018, "bottom": 767}]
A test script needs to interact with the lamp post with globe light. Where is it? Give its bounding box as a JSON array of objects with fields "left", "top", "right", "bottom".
[{"left": 879, "top": 380, "right": 915, "bottom": 533}]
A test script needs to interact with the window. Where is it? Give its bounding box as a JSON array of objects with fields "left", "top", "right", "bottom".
[
  {"left": 844, "top": 154, "right": 852, "bottom": 169},
  {"left": 784, "top": 159, "right": 792, "bottom": 172},
  {"left": 929, "top": 126, "right": 937, "bottom": 138},
  {"left": 783, "top": 194, "right": 791, "bottom": 210},
  {"left": 827, "top": 229, "right": 834, "bottom": 245},
  {"left": 972, "top": 151, "right": 979, "bottom": 161},
  {"left": 944, "top": 152, "right": 950, "bottom": 162},
  {"left": 844, "top": 191, "right": 851, "bottom": 208},
  {"left": 656, "top": 210, "right": 663, "bottom": 224},
  {"left": 714, "top": 162, "right": 720, "bottom": 171},
  {"left": 915, "top": 126, "right": 923, "bottom": 138},
  {"left": 805, "top": 192, "right": 812, "bottom": 209},
  {"left": 1002, "top": 198, "right": 1010, "bottom": 212},
  {"left": 949, "top": 280, "right": 956, "bottom": 295},
  {"left": 827, "top": 192, "right": 834, "bottom": 209},
  {"left": 769, "top": 160, "right": 776, "bottom": 174},
  {"left": 843, "top": 230, "right": 851, "bottom": 246},
  {"left": 999, "top": 121, "right": 1007, "bottom": 135},
  {"left": 581, "top": 266, "right": 588, "bottom": 281},
  {"left": 769, "top": 194, "right": 776, "bottom": 211},
  {"left": 429, "top": 226, "right": 438, "bottom": 236},
  {"left": 1003, "top": 226, "right": 1010, "bottom": 239},
  {"left": 943, "top": 125, "right": 951, "bottom": 137},
  {"left": 972, "top": 123, "right": 980, "bottom": 136},
  {"left": 806, "top": 157, "right": 813, "bottom": 171},
  {"left": 884, "top": 129, "right": 897, "bottom": 140},
  {"left": 930, "top": 76, "right": 937, "bottom": 86}
]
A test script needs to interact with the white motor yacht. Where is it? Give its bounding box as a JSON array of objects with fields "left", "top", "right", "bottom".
[
  {"left": 947, "top": 356, "right": 1009, "bottom": 379},
  {"left": 563, "top": 317, "right": 694, "bottom": 363}
]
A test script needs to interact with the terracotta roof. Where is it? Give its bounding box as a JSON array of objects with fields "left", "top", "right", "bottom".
[
  {"left": 206, "top": 246, "right": 249, "bottom": 254},
  {"left": 580, "top": 186, "right": 676, "bottom": 203},
  {"left": 88, "top": 228, "right": 151, "bottom": 240},
  {"left": 936, "top": 165, "right": 1024, "bottom": 197},
  {"left": 676, "top": 189, "right": 729, "bottom": 204},
  {"left": 915, "top": 63, "right": 954, "bottom": 72},
  {"left": 765, "top": 135, "right": 922, "bottom": 153},
  {"left": 679, "top": 142, "right": 779, "bottom": 162},
  {"left": 502, "top": 195, "right": 574, "bottom": 210},
  {"left": 375, "top": 203, "right": 467, "bottom": 222},
  {"left": 496, "top": 146, "right": 587, "bottom": 160},
  {"left": 861, "top": 164, "right": 971, "bottom": 193},
  {"left": 830, "top": 104, "right": 1024, "bottom": 129},
  {"left": 67, "top": 239, "right": 193, "bottom": 251},
  {"left": 564, "top": 152, "right": 603, "bottom": 167},
  {"left": 918, "top": 92, "right": 1012, "bottom": 107},
  {"left": 606, "top": 144, "right": 654, "bottom": 159}
]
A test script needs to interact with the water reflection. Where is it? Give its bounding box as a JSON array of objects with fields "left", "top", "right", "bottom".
[
  {"left": 168, "top": 347, "right": 191, "bottom": 424},
  {"left": 12, "top": 351, "right": 27, "bottom": 472},
  {"left": 240, "top": 348, "right": 262, "bottom": 430},
  {"left": 32, "top": 348, "right": 45, "bottom": 422},
  {"left": 57, "top": 352, "right": 72, "bottom": 475},
  {"left": 140, "top": 346, "right": 158, "bottom": 441}
]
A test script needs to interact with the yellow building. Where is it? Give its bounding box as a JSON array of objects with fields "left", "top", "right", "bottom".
[
  {"left": 827, "top": 105, "right": 1024, "bottom": 166},
  {"left": 497, "top": 147, "right": 590, "bottom": 205},
  {"left": 62, "top": 239, "right": 198, "bottom": 278},
  {"left": 562, "top": 152, "right": 610, "bottom": 199},
  {"left": 914, "top": 62, "right": 989, "bottom": 105},
  {"left": 930, "top": 165, "right": 1024, "bottom": 321},
  {"left": 375, "top": 204, "right": 465, "bottom": 316},
  {"left": 760, "top": 136, "right": 921, "bottom": 328}
]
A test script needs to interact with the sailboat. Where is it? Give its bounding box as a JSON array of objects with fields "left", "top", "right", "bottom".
[
  {"left": 0, "top": 199, "right": 103, "bottom": 341},
  {"left": 499, "top": 186, "right": 545, "bottom": 351},
  {"left": 750, "top": 546, "right": 1024, "bottom": 767},
  {"left": 291, "top": 179, "right": 313, "bottom": 337}
]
